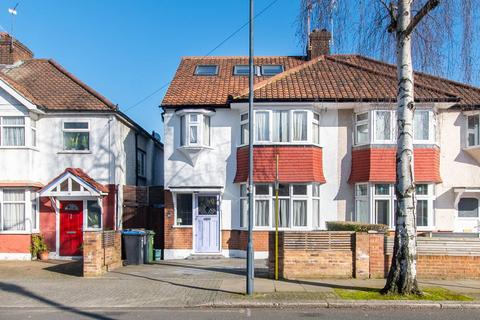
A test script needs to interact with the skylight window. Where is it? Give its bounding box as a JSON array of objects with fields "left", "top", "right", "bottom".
[
  {"left": 194, "top": 65, "right": 218, "bottom": 76},
  {"left": 233, "top": 65, "right": 250, "bottom": 76},
  {"left": 261, "top": 65, "right": 284, "bottom": 76}
]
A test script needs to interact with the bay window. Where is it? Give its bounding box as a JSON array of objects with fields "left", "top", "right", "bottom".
[
  {"left": 0, "top": 189, "right": 26, "bottom": 231},
  {"left": 355, "top": 112, "right": 369, "bottom": 145},
  {"left": 179, "top": 113, "right": 211, "bottom": 147},
  {"left": 240, "top": 183, "right": 316, "bottom": 229},
  {"left": 1, "top": 116, "right": 25, "bottom": 146},
  {"left": 355, "top": 183, "right": 435, "bottom": 229},
  {"left": 292, "top": 111, "right": 307, "bottom": 141},
  {"left": 467, "top": 114, "right": 480, "bottom": 147},
  {"left": 63, "top": 121, "right": 89, "bottom": 151}
]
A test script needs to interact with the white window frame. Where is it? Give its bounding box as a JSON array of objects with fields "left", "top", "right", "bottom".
[
  {"left": 371, "top": 184, "right": 394, "bottom": 228},
  {"left": 254, "top": 184, "right": 271, "bottom": 229},
  {"left": 0, "top": 188, "right": 31, "bottom": 234},
  {"left": 62, "top": 120, "right": 90, "bottom": 152},
  {"left": 312, "top": 112, "right": 320, "bottom": 145},
  {"left": 354, "top": 112, "right": 369, "bottom": 146},
  {"left": 466, "top": 113, "right": 480, "bottom": 147},
  {"left": 354, "top": 183, "right": 369, "bottom": 223},
  {"left": 179, "top": 113, "right": 211, "bottom": 148},
  {"left": 84, "top": 198, "right": 103, "bottom": 231},
  {"left": 373, "top": 110, "right": 396, "bottom": 144},
  {"left": 413, "top": 109, "right": 435, "bottom": 144},
  {"left": 312, "top": 183, "right": 321, "bottom": 229},
  {"left": 0, "top": 116, "right": 27, "bottom": 147},
  {"left": 31, "top": 195, "right": 39, "bottom": 233},
  {"left": 261, "top": 65, "right": 284, "bottom": 76},
  {"left": 291, "top": 110, "right": 308, "bottom": 143},
  {"left": 31, "top": 119, "right": 37, "bottom": 148},
  {"left": 240, "top": 113, "right": 249, "bottom": 145},
  {"left": 416, "top": 184, "right": 435, "bottom": 230},
  {"left": 254, "top": 110, "right": 271, "bottom": 143},
  {"left": 291, "top": 184, "right": 309, "bottom": 229},
  {"left": 194, "top": 65, "right": 219, "bottom": 76}
]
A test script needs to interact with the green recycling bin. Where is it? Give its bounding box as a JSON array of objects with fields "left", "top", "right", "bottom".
[{"left": 144, "top": 230, "right": 155, "bottom": 264}]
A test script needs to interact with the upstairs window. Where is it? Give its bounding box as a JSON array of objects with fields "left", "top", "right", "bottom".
[
  {"left": 355, "top": 112, "right": 369, "bottom": 145},
  {"left": 0, "top": 116, "right": 25, "bottom": 146},
  {"left": 137, "top": 149, "right": 146, "bottom": 178},
  {"left": 272, "top": 111, "right": 289, "bottom": 142},
  {"left": 414, "top": 110, "right": 430, "bottom": 141},
  {"left": 233, "top": 65, "right": 250, "bottom": 76},
  {"left": 312, "top": 113, "right": 320, "bottom": 145},
  {"left": 240, "top": 113, "right": 249, "bottom": 145},
  {"left": 255, "top": 111, "right": 270, "bottom": 142},
  {"left": 179, "top": 113, "right": 211, "bottom": 147},
  {"left": 261, "top": 65, "right": 284, "bottom": 76},
  {"left": 194, "top": 65, "right": 218, "bottom": 76},
  {"left": 63, "top": 121, "right": 89, "bottom": 151},
  {"left": 292, "top": 111, "right": 308, "bottom": 142},
  {"left": 31, "top": 120, "right": 37, "bottom": 147},
  {"left": 374, "top": 111, "right": 393, "bottom": 141},
  {"left": 467, "top": 114, "right": 480, "bottom": 147}
]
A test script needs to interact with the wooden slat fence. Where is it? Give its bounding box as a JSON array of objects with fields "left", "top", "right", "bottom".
[
  {"left": 385, "top": 237, "right": 480, "bottom": 256},
  {"left": 283, "top": 231, "right": 354, "bottom": 251}
]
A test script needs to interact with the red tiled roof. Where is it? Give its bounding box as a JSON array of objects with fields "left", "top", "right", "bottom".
[
  {"left": 348, "top": 147, "right": 442, "bottom": 183},
  {"left": 234, "top": 145, "right": 326, "bottom": 183},
  {"left": 162, "top": 54, "right": 480, "bottom": 108},
  {"left": 41, "top": 168, "right": 109, "bottom": 194},
  {"left": 0, "top": 59, "right": 116, "bottom": 111}
]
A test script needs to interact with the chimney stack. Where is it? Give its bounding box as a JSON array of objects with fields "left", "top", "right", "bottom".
[
  {"left": 307, "top": 29, "right": 331, "bottom": 60},
  {"left": 0, "top": 33, "right": 33, "bottom": 65}
]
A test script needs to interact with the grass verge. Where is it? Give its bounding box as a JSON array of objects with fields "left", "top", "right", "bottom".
[{"left": 334, "top": 287, "right": 473, "bottom": 301}]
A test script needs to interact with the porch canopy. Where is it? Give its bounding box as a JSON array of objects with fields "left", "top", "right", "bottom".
[{"left": 39, "top": 168, "right": 108, "bottom": 198}]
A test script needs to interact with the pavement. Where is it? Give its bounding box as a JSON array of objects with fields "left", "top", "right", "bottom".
[{"left": 1, "top": 258, "right": 480, "bottom": 311}]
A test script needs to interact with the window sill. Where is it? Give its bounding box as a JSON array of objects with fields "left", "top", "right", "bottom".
[
  {"left": 172, "top": 225, "right": 193, "bottom": 228},
  {"left": 0, "top": 146, "right": 37, "bottom": 151},
  {"left": 238, "top": 142, "right": 323, "bottom": 147},
  {"left": 177, "top": 145, "right": 213, "bottom": 151},
  {"left": 57, "top": 150, "right": 92, "bottom": 154},
  {"left": 0, "top": 231, "right": 31, "bottom": 235}
]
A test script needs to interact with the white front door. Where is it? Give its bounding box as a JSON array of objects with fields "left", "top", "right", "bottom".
[{"left": 194, "top": 194, "right": 220, "bottom": 253}]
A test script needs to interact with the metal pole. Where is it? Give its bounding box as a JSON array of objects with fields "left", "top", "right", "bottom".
[
  {"left": 275, "top": 153, "right": 279, "bottom": 280},
  {"left": 246, "top": 0, "right": 255, "bottom": 296}
]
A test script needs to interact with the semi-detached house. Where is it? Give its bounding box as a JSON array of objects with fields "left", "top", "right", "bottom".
[
  {"left": 161, "top": 29, "right": 480, "bottom": 260},
  {"left": 0, "top": 33, "right": 163, "bottom": 260}
]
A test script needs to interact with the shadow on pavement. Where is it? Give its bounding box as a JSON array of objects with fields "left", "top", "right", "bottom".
[
  {"left": 0, "top": 282, "right": 114, "bottom": 320},
  {"left": 43, "top": 260, "right": 83, "bottom": 277},
  {"left": 110, "top": 270, "right": 242, "bottom": 295}
]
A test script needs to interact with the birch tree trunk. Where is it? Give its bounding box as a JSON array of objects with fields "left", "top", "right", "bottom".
[{"left": 382, "top": 0, "right": 421, "bottom": 295}]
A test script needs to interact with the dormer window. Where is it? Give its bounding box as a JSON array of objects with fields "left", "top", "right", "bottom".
[
  {"left": 194, "top": 65, "right": 218, "bottom": 76},
  {"left": 261, "top": 65, "right": 283, "bottom": 76},
  {"left": 179, "top": 113, "right": 211, "bottom": 147}
]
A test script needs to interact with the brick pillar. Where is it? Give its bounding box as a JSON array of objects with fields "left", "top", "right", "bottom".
[
  {"left": 354, "top": 232, "right": 370, "bottom": 279},
  {"left": 268, "top": 231, "right": 284, "bottom": 279},
  {"left": 368, "top": 232, "right": 386, "bottom": 278},
  {"left": 83, "top": 231, "right": 105, "bottom": 277}
]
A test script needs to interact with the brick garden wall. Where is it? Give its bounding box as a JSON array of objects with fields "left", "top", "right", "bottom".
[
  {"left": 269, "top": 231, "right": 480, "bottom": 280},
  {"left": 83, "top": 231, "right": 122, "bottom": 277}
]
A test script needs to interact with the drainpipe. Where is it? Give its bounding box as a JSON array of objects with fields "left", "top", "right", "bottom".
[{"left": 135, "top": 132, "right": 139, "bottom": 186}]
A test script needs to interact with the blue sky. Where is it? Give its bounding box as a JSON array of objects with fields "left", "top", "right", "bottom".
[{"left": 6, "top": 0, "right": 304, "bottom": 139}]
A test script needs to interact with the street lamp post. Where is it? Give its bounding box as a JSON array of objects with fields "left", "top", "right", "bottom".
[{"left": 246, "top": 0, "right": 255, "bottom": 296}]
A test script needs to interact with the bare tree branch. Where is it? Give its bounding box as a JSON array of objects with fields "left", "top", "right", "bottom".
[{"left": 404, "top": 0, "right": 440, "bottom": 36}]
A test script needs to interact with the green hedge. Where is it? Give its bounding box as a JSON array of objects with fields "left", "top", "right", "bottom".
[{"left": 326, "top": 221, "right": 389, "bottom": 233}]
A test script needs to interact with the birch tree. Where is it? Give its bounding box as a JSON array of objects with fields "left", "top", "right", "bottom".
[{"left": 298, "top": 0, "right": 478, "bottom": 295}]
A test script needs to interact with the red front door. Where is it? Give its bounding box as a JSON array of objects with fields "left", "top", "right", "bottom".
[{"left": 60, "top": 201, "right": 83, "bottom": 256}]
